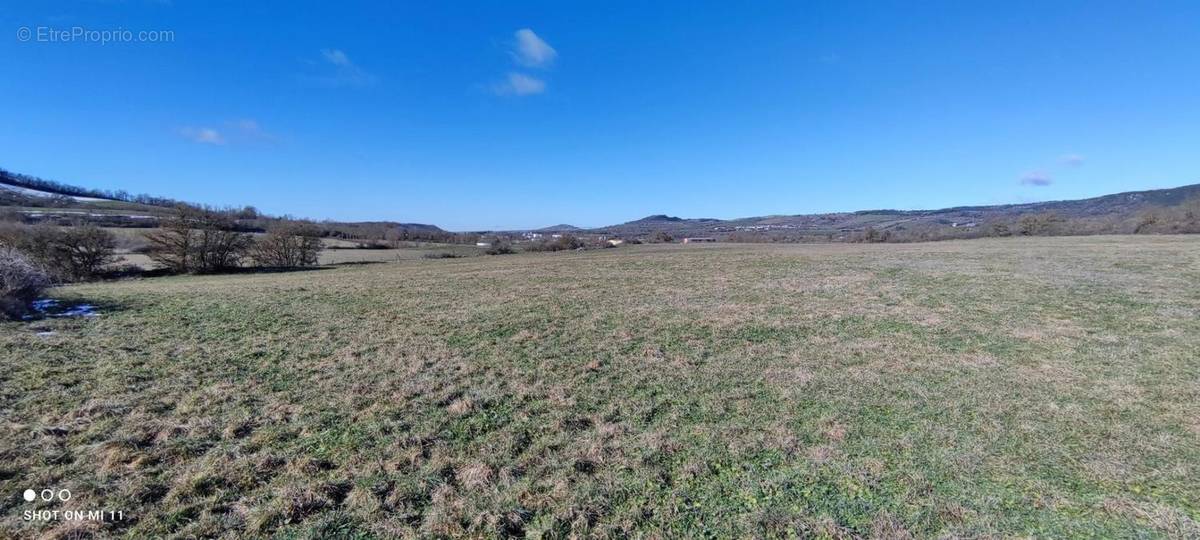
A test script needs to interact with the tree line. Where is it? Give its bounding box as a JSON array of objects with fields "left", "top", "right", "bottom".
[
  {"left": 0, "top": 167, "right": 190, "bottom": 208},
  {"left": 145, "top": 207, "right": 323, "bottom": 273},
  {"left": 0, "top": 207, "right": 327, "bottom": 319}
]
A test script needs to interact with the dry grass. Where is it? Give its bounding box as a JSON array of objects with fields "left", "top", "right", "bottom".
[
  {"left": 116, "top": 240, "right": 485, "bottom": 269},
  {"left": 2, "top": 235, "right": 1198, "bottom": 538}
]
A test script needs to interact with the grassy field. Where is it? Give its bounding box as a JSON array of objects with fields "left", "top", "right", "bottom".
[
  {"left": 115, "top": 240, "right": 487, "bottom": 269},
  {"left": 315, "top": 244, "right": 486, "bottom": 265},
  {"left": 2, "top": 236, "right": 1198, "bottom": 538}
]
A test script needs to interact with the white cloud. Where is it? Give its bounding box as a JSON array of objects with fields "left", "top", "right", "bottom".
[
  {"left": 321, "top": 48, "right": 351, "bottom": 67},
  {"left": 511, "top": 29, "right": 557, "bottom": 68},
  {"left": 493, "top": 72, "right": 546, "bottom": 96},
  {"left": 233, "top": 119, "right": 261, "bottom": 133},
  {"left": 313, "top": 48, "right": 376, "bottom": 87},
  {"left": 1019, "top": 171, "right": 1053, "bottom": 187},
  {"left": 178, "top": 127, "right": 225, "bottom": 145},
  {"left": 486, "top": 29, "right": 556, "bottom": 96},
  {"left": 178, "top": 120, "right": 277, "bottom": 145},
  {"left": 1060, "top": 154, "right": 1084, "bottom": 167},
  {"left": 226, "top": 118, "right": 278, "bottom": 142}
]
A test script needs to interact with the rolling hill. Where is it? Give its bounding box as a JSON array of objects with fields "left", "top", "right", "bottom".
[
  {"left": 4, "top": 165, "right": 1198, "bottom": 240},
  {"left": 0, "top": 168, "right": 448, "bottom": 238},
  {"left": 580, "top": 183, "right": 1200, "bottom": 239}
]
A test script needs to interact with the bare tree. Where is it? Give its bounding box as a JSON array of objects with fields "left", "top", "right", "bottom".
[
  {"left": 146, "top": 208, "right": 197, "bottom": 273},
  {"left": 56, "top": 226, "right": 119, "bottom": 279},
  {"left": 250, "top": 222, "right": 324, "bottom": 267},
  {"left": 146, "top": 207, "right": 251, "bottom": 273}
]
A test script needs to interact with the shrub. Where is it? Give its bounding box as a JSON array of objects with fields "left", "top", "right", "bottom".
[
  {"left": 524, "top": 241, "right": 553, "bottom": 252},
  {"left": 0, "top": 224, "right": 117, "bottom": 281},
  {"left": 1019, "top": 212, "right": 1064, "bottom": 236},
  {"left": 1131, "top": 197, "right": 1200, "bottom": 234},
  {"left": 1180, "top": 197, "right": 1200, "bottom": 232},
  {"left": 649, "top": 231, "right": 674, "bottom": 243},
  {"left": 0, "top": 246, "right": 52, "bottom": 319},
  {"left": 0, "top": 224, "right": 52, "bottom": 263},
  {"left": 851, "top": 226, "right": 891, "bottom": 243},
  {"left": 526, "top": 235, "right": 584, "bottom": 252},
  {"left": 484, "top": 242, "right": 515, "bottom": 255},
  {"left": 250, "top": 222, "right": 323, "bottom": 267}
]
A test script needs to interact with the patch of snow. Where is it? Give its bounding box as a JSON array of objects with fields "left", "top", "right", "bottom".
[
  {"left": 19, "top": 210, "right": 155, "bottom": 219},
  {"left": 0, "top": 183, "right": 108, "bottom": 202},
  {"left": 60, "top": 305, "right": 99, "bottom": 317},
  {"left": 30, "top": 298, "right": 100, "bottom": 318},
  {"left": 36, "top": 331, "right": 56, "bottom": 337}
]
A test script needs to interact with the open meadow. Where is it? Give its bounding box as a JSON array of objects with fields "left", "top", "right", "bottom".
[
  {"left": 105, "top": 232, "right": 488, "bottom": 269},
  {"left": 2, "top": 236, "right": 1198, "bottom": 538}
]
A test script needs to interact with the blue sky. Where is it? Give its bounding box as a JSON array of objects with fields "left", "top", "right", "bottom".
[{"left": 2, "top": 1, "right": 1198, "bottom": 230}]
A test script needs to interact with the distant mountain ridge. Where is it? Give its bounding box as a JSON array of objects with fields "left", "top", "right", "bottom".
[
  {"left": 535, "top": 224, "right": 583, "bottom": 232},
  {"left": 564, "top": 183, "right": 1200, "bottom": 239}
]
